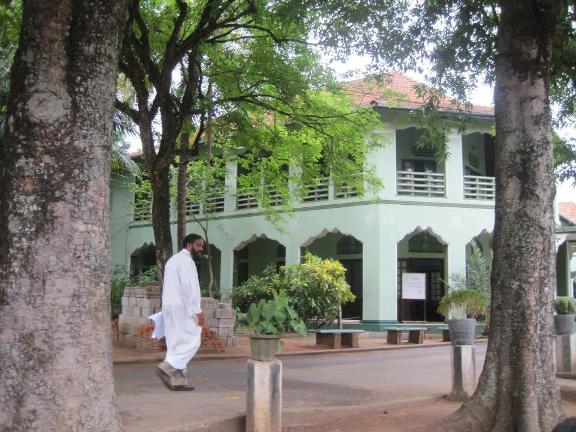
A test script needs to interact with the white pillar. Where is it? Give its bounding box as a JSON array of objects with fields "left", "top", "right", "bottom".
[
  {"left": 446, "top": 238, "right": 467, "bottom": 288},
  {"left": 285, "top": 243, "right": 300, "bottom": 265},
  {"left": 219, "top": 247, "right": 234, "bottom": 298},
  {"left": 448, "top": 345, "right": 476, "bottom": 401},
  {"left": 556, "top": 334, "right": 576, "bottom": 373},
  {"left": 373, "top": 129, "right": 397, "bottom": 200},
  {"left": 445, "top": 132, "right": 464, "bottom": 200},
  {"left": 224, "top": 160, "right": 237, "bottom": 213},
  {"left": 246, "top": 359, "right": 282, "bottom": 432},
  {"left": 362, "top": 208, "right": 397, "bottom": 322}
]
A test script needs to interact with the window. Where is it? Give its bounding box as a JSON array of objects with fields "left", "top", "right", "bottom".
[{"left": 408, "top": 232, "right": 444, "bottom": 253}]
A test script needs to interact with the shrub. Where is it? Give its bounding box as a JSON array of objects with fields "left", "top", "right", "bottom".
[
  {"left": 555, "top": 297, "right": 576, "bottom": 315},
  {"left": 231, "top": 252, "right": 355, "bottom": 328},
  {"left": 437, "top": 289, "right": 487, "bottom": 320},
  {"left": 111, "top": 266, "right": 129, "bottom": 319},
  {"left": 247, "top": 289, "right": 307, "bottom": 336}
]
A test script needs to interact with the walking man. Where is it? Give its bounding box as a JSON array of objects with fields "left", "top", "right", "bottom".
[{"left": 156, "top": 234, "right": 205, "bottom": 390}]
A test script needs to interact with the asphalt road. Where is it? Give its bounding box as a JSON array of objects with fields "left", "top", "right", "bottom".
[{"left": 115, "top": 344, "right": 487, "bottom": 432}]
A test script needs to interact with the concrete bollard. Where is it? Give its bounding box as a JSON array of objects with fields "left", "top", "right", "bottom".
[
  {"left": 447, "top": 345, "right": 476, "bottom": 402},
  {"left": 246, "top": 359, "right": 282, "bottom": 432},
  {"left": 556, "top": 334, "right": 576, "bottom": 373}
]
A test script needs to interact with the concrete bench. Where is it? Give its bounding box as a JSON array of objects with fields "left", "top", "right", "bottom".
[
  {"left": 312, "top": 329, "right": 366, "bottom": 349},
  {"left": 386, "top": 327, "right": 428, "bottom": 344},
  {"left": 437, "top": 325, "right": 450, "bottom": 342}
]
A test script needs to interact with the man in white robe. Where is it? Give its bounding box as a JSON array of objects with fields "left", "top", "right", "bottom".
[{"left": 156, "top": 234, "right": 205, "bottom": 391}]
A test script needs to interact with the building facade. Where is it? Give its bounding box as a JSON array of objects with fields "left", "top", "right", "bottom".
[{"left": 109, "top": 74, "right": 573, "bottom": 324}]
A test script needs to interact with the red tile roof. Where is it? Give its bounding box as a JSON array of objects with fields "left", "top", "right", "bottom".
[
  {"left": 560, "top": 202, "right": 576, "bottom": 225},
  {"left": 344, "top": 72, "right": 493, "bottom": 116}
]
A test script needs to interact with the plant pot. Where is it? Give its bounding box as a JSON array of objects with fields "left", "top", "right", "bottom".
[
  {"left": 250, "top": 334, "right": 281, "bottom": 361},
  {"left": 448, "top": 319, "right": 476, "bottom": 345},
  {"left": 554, "top": 314, "right": 575, "bottom": 335}
]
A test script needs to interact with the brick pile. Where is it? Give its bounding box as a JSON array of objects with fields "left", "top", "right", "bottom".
[
  {"left": 118, "top": 284, "right": 236, "bottom": 351},
  {"left": 118, "top": 284, "right": 161, "bottom": 347}
]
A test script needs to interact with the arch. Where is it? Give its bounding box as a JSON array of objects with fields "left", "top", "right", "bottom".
[
  {"left": 301, "top": 227, "right": 359, "bottom": 248},
  {"left": 233, "top": 236, "right": 286, "bottom": 287},
  {"left": 129, "top": 242, "right": 155, "bottom": 277},
  {"left": 303, "top": 231, "right": 364, "bottom": 320},
  {"left": 233, "top": 233, "right": 284, "bottom": 251},
  {"left": 397, "top": 226, "right": 447, "bottom": 246}
]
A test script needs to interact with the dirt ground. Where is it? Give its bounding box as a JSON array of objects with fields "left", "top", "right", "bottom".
[{"left": 285, "top": 398, "right": 576, "bottom": 432}]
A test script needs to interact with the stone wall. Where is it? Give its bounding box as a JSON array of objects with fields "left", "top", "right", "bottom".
[{"left": 117, "top": 284, "right": 236, "bottom": 349}]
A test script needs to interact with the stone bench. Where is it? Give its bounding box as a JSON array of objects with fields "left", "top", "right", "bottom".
[
  {"left": 312, "top": 329, "right": 366, "bottom": 349},
  {"left": 386, "top": 327, "right": 428, "bottom": 344},
  {"left": 438, "top": 325, "right": 450, "bottom": 342}
]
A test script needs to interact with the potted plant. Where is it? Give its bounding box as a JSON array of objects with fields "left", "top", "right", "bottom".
[
  {"left": 246, "top": 289, "right": 307, "bottom": 361},
  {"left": 438, "top": 289, "right": 487, "bottom": 345},
  {"left": 554, "top": 297, "right": 576, "bottom": 335}
]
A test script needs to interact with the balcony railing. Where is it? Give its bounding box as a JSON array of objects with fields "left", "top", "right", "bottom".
[
  {"left": 303, "top": 177, "right": 330, "bottom": 202},
  {"left": 185, "top": 191, "right": 225, "bottom": 216},
  {"left": 133, "top": 200, "right": 152, "bottom": 221},
  {"left": 463, "top": 175, "right": 495, "bottom": 200},
  {"left": 236, "top": 186, "right": 259, "bottom": 209},
  {"left": 334, "top": 183, "right": 359, "bottom": 199},
  {"left": 397, "top": 171, "right": 445, "bottom": 197}
]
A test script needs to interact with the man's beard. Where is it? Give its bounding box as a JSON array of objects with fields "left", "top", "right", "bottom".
[{"left": 192, "top": 251, "right": 203, "bottom": 268}]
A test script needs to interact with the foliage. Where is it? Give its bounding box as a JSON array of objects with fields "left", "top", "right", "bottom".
[
  {"left": 111, "top": 266, "right": 130, "bottom": 319},
  {"left": 133, "top": 265, "right": 158, "bottom": 285},
  {"left": 437, "top": 289, "right": 487, "bottom": 320},
  {"left": 247, "top": 289, "right": 307, "bottom": 336},
  {"left": 554, "top": 133, "right": 576, "bottom": 186},
  {"left": 0, "top": 0, "right": 21, "bottom": 147},
  {"left": 231, "top": 252, "right": 355, "bottom": 327},
  {"left": 555, "top": 297, "right": 576, "bottom": 315},
  {"left": 447, "top": 240, "right": 493, "bottom": 329}
]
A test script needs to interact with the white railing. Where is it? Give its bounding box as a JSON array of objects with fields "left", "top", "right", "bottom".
[
  {"left": 397, "top": 171, "right": 445, "bottom": 197},
  {"left": 303, "top": 177, "right": 330, "bottom": 202},
  {"left": 266, "top": 185, "right": 284, "bottom": 207},
  {"left": 133, "top": 200, "right": 152, "bottom": 221},
  {"left": 236, "top": 186, "right": 259, "bottom": 209},
  {"left": 185, "top": 190, "right": 225, "bottom": 216},
  {"left": 334, "top": 183, "right": 358, "bottom": 199},
  {"left": 463, "top": 175, "right": 495, "bottom": 200}
]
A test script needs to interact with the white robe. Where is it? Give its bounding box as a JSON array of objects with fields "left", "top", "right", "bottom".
[{"left": 159, "top": 249, "right": 202, "bottom": 370}]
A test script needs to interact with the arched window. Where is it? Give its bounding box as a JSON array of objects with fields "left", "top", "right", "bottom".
[
  {"left": 337, "top": 236, "right": 363, "bottom": 255},
  {"left": 408, "top": 232, "right": 444, "bottom": 253}
]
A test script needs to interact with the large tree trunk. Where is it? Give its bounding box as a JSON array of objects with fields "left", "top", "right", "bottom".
[
  {"left": 177, "top": 133, "right": 191, "bottom": 250},
  {"left": 150, "top": 163, "right": 173, "bottom": 285},
  {"left": 0, "top": 1, "right": 125, "bottom": 431},
  {"left": 445, "top": 1, "right": 563, "bottom": 431}
]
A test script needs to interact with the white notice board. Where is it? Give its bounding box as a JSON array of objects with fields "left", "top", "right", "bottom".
[{"left": 402, "top": 273, "right": 426, "bottom": 300}]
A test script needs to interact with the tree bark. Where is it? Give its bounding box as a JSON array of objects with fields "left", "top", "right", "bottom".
[
  {"left": 177, "top": 133, "right": 191, "bottom": 250},
  {"left": 444, "top": 1, "right": 563, "bottom": 431},
  {"left": 0, "top": 1, "right": 125, "bottom": 431},
  {"left": 150, "top": 162, "right": 173, "bottom": 285}
]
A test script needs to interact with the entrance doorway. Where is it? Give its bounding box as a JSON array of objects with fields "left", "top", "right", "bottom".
[
  {"left": 397, "top": 258, "right": 444, "bottom": 322},
  {"left": 341, "top": 259, "right": 363, "bottom": 319}
]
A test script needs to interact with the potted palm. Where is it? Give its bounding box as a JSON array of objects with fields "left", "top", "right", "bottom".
[
  {"left": 554, "top": 297, "right": 576, "bottom": 335},
  {"left": 247, "top": 289, "right": 307, "bottom": 361},
  {"left": 438, "top": 289, "right": 487, "bottom": 345}
]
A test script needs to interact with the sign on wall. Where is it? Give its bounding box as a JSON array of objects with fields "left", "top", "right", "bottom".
[{"left": 402, "top": 273, "right": 426, "bottom": 299}]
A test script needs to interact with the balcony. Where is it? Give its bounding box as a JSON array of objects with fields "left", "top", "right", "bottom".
[
  {"left": 397, "top": 171, "right": 445, "bottom": 197},
  {"left": 185, "top": 191, "right": 225, "bottom": 216},
  {"left": 133, "top": 200, "right": 151, "bottom": 221},
  {"left": 463, "top": 175, "right": 495, "bottom": 200}
]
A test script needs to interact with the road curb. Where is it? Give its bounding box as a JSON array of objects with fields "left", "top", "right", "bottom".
[{"left": 113, "top": 340, "right": 488, "bottom": 366}]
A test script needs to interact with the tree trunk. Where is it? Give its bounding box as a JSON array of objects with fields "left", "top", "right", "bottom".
[
  {"left": 150, "top": 163, "right": 173, "bottom": 285},
  {"left": 177, "top": 133, "right": 191, "bottom": 250},
  {"left": 444, "top": 2, "right": 563, "bottom": 431},
  {"left": 0, "top": 1, "right": 125, "bottom": 431}
]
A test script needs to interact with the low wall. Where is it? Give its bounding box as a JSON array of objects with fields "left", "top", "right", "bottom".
[{"left": 117, "top": 284, "right": 236, "bottom": 350}]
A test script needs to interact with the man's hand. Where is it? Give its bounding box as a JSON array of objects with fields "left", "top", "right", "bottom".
[{"left": 196, "top": 312, "right": 205, "bottom": 327}]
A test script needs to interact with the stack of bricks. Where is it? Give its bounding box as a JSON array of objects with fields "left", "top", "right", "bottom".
[
  {"left": 118, "top": 285, "right": 236, "bottom": 350},
  {"left": 118, "top": 284, "right": 161, "bottom": 348},
  {"left": 201, "top": 297, "right": 237, "bottom": 348}
]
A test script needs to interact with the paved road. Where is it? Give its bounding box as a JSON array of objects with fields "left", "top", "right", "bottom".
[{"left": 115, "top": 344, "right": 487, "bottom": 432}]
